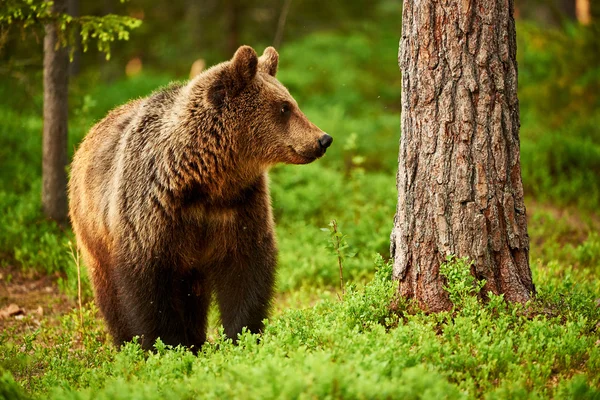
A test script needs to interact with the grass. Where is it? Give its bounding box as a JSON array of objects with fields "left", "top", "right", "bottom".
[
  {"left": 1, "top": 21, "right": 600, "bottom": 399},
  {"left": 2, "top": 254, "right": 600, "bottom": 399}
]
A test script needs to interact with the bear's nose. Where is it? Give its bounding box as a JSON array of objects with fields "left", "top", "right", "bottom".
[{"left": 318, "top": 134, "right": 333, "bottom": 150}]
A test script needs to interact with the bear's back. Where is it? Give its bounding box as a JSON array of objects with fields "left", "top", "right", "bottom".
[{"left": 69, "top": 83, "right": 185, "bottom": 250}]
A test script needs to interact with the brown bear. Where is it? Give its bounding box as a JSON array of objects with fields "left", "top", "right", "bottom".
[{"left": 68, "top": 45, "right": 332, "bottom": 351}]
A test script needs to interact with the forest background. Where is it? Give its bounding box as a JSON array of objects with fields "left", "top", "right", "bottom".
[{"left": 1, "top": 0, "right": 600, "bottom": 398}]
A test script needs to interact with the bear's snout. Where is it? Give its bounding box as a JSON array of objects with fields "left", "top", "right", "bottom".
[{"left": 318, "top": 134, "right": 333, "bottom": 150}]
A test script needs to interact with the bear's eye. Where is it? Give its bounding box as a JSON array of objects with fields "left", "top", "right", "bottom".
[{"left": 280, "top": 103, "right": 291, "bottom": 117}]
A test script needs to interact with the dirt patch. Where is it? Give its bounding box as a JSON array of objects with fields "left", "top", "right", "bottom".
[
  {"left": 0, "top": 265, "right": 75, "bottom": 335},
  {"left": 528, "top": 199, "right": 600, "bottom": 231},
  {"left": 527, "top": 199, "right": 599, "bottom": 250}
]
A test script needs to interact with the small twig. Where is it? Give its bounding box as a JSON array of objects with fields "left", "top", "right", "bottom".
[
  {"left": 331, "top": 220, "right": 345, "bottom": 296},
  {"left": 68, "top": 241, "right": 84, "bottom": 340},
  {"left": 273, "top": 0, "right": 292, "bottom": 49}
]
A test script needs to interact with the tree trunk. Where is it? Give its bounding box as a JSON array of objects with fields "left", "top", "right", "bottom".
[
  {"left": 42, "top": 0, "right": 69, "bottom": 222},
  {"left": 225, "top": 0, "right": 240, "bottom": 55},
  {"left": 559, "top": 0, "right": 577, "bottom": 20},
  {"left": 390, "top": 0, "right": 535, "bottom": 311}
]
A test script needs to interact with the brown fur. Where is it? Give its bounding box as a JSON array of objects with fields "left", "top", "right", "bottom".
[{"left": 68, "top": 46, "right": 331, "bottom": 351}]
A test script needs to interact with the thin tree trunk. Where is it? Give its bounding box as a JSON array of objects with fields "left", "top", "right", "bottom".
[
  {"left": 225, "top": 0, "right": 240, "bottom": 55},
  {"left": 391, "top": 0, "right": 535, "bottom": 311},
  {"left": 43, "top": 0, "right": 69, "bottom": 222},
  {"left": 560, "top": 0, "right": 577, "bottom": 20},
  {"left": 186, "top": 0, "right": 204, "bottom": 49}
]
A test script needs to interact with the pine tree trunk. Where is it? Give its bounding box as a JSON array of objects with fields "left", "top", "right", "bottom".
[
  {"left": 42, "top": 0, "right": 69, "bottom": 222},
  {"left": 390, "top": 0, "right": 535, "bottom": 311}
]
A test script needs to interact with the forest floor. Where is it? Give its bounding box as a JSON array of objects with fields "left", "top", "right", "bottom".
[
  {"left": 0, "top": 265, "right": 74, "bottom": 337},
  {"left": 1, "top": 201, "right": 597, "bottom": 347}
]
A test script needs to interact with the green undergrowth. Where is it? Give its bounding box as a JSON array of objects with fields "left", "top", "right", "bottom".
[{"left": 2, "top": 256, "right": 600, "bottom": 399}]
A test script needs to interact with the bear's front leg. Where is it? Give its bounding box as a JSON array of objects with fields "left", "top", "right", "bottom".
[
  {"left": 211, "top": 212, "right": 277, "bottom": 341},
  {"left": 114, "top": 261, "right": 211, "bottom": 351}
]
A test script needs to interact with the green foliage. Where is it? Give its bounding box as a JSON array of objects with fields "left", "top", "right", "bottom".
[
  {"left": 575, "top": 232, "right": 600, "bottom": 269},
  {"left": 439, "top": 256, "right": 486, "bottom": 309},
  {"left": 0, "top": 0, "right": 141, "bottom": 60},
  {"left": 1, "top": 0, "right": 54, "bottom": 27},
  {"left": 323, "top": 220, "right": 357, "bottom": 262},
  {"left": 76, "top": 14, "right": 141, "bottom": 60},
  {"left": 0, "top": 371, "right": 29, "bottom": 400},
  {"left": 322, "top": 219, "right": 357, "bottom": 294}
]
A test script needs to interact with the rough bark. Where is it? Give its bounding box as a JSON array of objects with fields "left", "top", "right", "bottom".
[
  {"left": 391, "top": 0, "right": 535, "bottom": 311},
  {"left": 42, "top": 0, "right": 69, "bottom": 222}
]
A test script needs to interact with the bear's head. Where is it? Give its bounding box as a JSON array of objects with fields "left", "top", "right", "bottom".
[{"left": 206, "top": 45, "right": 332, "bottom": 165}]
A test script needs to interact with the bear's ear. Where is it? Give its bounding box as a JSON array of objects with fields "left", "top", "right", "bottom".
[
  {"left": 207, "top": 46, "right": 258, "bottom": 108},
  {"left": 258, "top": 47, "right": 279, "bottom": 77},
  {"left": 231, "top": 45, "right": 258, "bottom": 88},
  {"left": 207, "top": 71, "right": 229, "bottom": 108}
]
